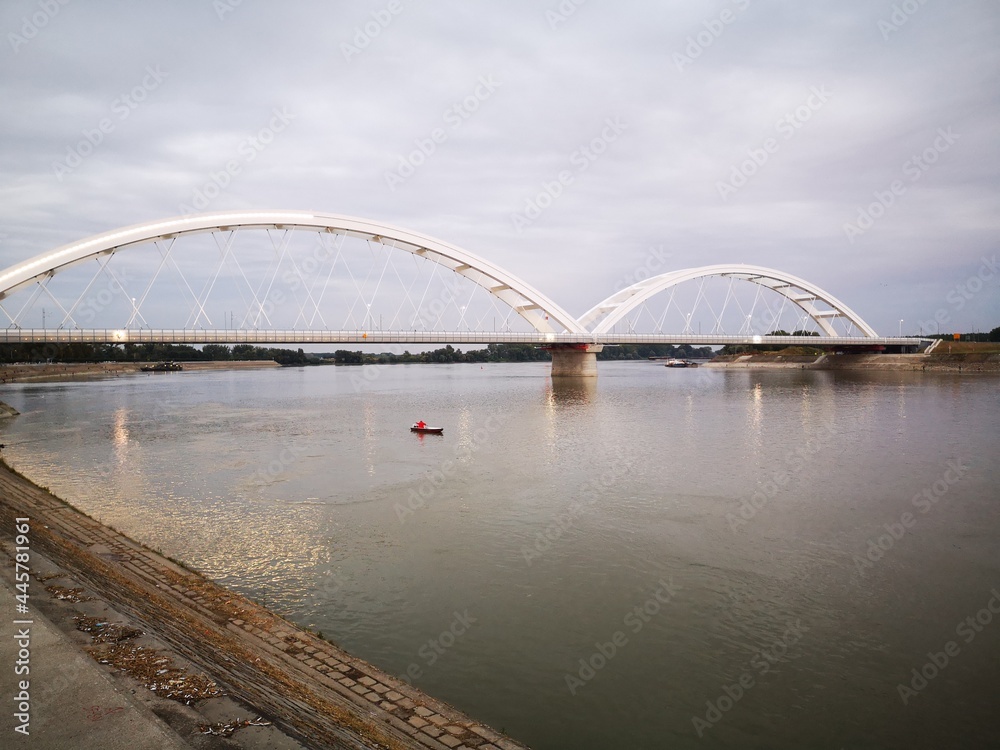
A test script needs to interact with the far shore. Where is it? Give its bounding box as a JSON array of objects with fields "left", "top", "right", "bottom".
[
  {"left": 3, "top": 349, "right": 1000, "bottom": 386},
  {"left": 0, "top": 359, "right": 280, "bottom": 384},
  {"left": 705, "top": 351, "right": 1000, "bottom": 372}
]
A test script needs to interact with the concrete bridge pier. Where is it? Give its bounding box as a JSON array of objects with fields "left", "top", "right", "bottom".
[{"left": 548, "top": 343, "right": 603, "bottom": 377}]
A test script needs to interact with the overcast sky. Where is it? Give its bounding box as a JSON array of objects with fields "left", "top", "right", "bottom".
[{"left": 1, "top": 0, "right": 998, "bottom": 336}]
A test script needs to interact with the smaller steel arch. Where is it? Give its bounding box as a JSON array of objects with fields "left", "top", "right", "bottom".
[
  {"left": 580, "top": 264, "right": 879, "bottom": 337},
  {"left": 0, "top": 211, "right": 588, "bottom": 335}
]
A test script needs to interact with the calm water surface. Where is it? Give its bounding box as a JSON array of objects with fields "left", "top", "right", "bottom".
[{"left": 2, "top": 362, "right": 999, "bottom": 749}]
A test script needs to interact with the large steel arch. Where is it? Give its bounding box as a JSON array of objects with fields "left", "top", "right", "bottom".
[
  {"left": 0, "top": 210, "right": 587, "bottom": 334},
  {"left": 580, "top": 263, "right": 879, "bottom": 337}
]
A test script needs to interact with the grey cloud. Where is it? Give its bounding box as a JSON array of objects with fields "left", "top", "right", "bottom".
[{"left": 1, "top": 0, "right": 997, "bottom": 333}]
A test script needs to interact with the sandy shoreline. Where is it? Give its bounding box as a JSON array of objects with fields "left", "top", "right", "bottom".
[
  {"left": 0, "top": 360, "right": 280, "bottom": 384},
  {"left": 0, "top": 461, "right": 528, "bottom": 750},
  {"left": 705, "top": 352, "right": 1000, "bottom": 372}
]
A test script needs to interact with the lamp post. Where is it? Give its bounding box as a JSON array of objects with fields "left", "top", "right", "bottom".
[{"left": 899, "top": 319, "right": 903, "bottom": 337}]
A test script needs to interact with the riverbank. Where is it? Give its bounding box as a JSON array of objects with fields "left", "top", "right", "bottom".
[
  {"left": 705, "top": 351, "right": 1000, "bottom": 371},
  {"left": 0, "top": 360, "right": 280, "bottom": 384},
  {"left": 0, "top": 461, "right": 527, "bottom": 750}
]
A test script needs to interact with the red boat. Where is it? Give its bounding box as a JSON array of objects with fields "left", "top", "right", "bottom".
[{"left": 410, "top": 424, "right": 444, "bottom": 435}]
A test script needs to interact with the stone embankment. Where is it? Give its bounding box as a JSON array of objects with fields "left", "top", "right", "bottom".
[{"left": 0, "top": 463, "right": 528, "bottom": 750}]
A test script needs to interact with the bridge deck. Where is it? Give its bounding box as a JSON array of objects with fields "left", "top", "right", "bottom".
[{"left": 0, "top": 330, "right": 926, "bottom": 348}]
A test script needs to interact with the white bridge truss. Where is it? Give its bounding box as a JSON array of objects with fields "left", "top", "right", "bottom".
[
  {"left": 580, "top": 264, "right": 879, "bottom": 338},
  {"left": 0, "top": 211, "right": 910, "bottom": 347}
]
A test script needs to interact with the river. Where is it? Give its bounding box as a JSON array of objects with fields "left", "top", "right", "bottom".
[{"left": 2, "top": 362, "right": 998, "bottom": 749}]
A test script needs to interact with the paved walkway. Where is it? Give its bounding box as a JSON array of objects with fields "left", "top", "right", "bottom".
[
  {"left": 0, "top": 464, "right": 528, "bottom": 750},
  {"left": 0, "top": 576, "right": 192, "bottom": 749}
]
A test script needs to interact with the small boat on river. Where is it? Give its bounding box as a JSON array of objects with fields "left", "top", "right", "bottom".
[
  {"left": 141, "top": 361, "right": 183, "bottom": 372},
  {"left": 664, "top": 359, "right": 696, "bottom": 368},
  {"left": 410, "top": 423, "right": 444, "bottom": 435}
]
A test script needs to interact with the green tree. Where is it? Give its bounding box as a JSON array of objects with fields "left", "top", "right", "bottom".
[
  {"left": 231, "top": 344, "right": 260, "bottom": 360},
  {"left": 333, "top": 350, "right": 363, "bottom": 364},
  {"left": 272, "top": 348, "right": 309, "bottom": 366},
  {"left": 202, "top": 344, "right": 231, "bottom": 360}
]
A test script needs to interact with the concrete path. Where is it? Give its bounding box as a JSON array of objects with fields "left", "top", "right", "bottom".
[{"left": 0, "top": 576, "right": 192, "bottom": 749}]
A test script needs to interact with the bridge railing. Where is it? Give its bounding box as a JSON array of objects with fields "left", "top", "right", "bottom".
[{"left": 0, "top": 329, "right": 929, "bottom": 348}]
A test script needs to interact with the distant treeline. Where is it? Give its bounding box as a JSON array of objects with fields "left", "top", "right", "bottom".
[
  {"left": 2, "top": 341, "right": 713, "bottom": 365},
  {"left": 331, "top": 343, "right": 714, "bottom": 365},
  {"left": 719, "top": 330, "right": 821, "bottom": 355},
  {"left": 6, "top": 327, "right": 996, "bottom": 365},
  {"left": 0, "top": 342, "right": 310, "bottom": 365},
  {"left": 925, "top": 327, "right": 1000, "bottom": 342},
  {"left": 329, "top": 344, "right": 546, "bottom": 365},
  {"left": 597, "top": 344, "right": 714, "bottom": 360}
]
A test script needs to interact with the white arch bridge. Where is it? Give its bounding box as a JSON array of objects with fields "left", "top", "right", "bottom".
[{"left": 0, "top": 211, "right": 921, "bottom": 372}]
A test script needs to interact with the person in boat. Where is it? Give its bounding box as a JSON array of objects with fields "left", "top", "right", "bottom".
[{"left": 415, "top": 420, "right": 427, "bottom": 429}]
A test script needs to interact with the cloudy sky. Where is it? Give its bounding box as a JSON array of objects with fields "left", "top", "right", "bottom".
[{"left": 1, "top": 0, "right": 998, "bottom": 336}]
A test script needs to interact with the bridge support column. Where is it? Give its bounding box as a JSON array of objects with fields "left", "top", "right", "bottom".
[{"left": 548, "top": 344, "right": 603, "bottom": 378}]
